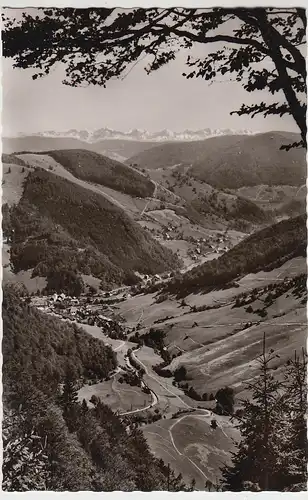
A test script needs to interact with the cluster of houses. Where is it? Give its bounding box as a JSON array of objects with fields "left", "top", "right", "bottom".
[
  {"left": 184, "top": 232, "right": 231, "bottom": 263},
  {"left": 134, "top": 271, "right": 171, "bottom": 287},
  {"left": 31, "top": 292, "right": 127, "bottom": 339}
]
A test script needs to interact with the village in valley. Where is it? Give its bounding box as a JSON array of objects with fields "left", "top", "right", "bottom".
[{"left": 2, "top": 5, "right": 307, "bottom": 494}]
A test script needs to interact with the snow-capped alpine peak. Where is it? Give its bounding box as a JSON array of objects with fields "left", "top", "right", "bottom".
[{"left": 21, "top": 127, "right": 259, "bottom": 143}]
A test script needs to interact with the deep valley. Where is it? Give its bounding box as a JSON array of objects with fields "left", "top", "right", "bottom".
[{"left": 2, "top": 130, "right": 307, "bottom": 492}]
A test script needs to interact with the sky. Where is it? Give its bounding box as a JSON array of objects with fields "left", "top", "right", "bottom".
[{"left": 2, "top": 8, "right": 300, "bottom": 136}]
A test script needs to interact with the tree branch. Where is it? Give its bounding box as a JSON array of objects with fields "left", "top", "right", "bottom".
[{"left": 155, "top": 25, "right": 270, "bottom": 56}]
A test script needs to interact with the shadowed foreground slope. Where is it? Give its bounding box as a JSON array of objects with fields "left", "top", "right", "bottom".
[{"left": 2, "top": 287, "right": 193, "bottom": 492}]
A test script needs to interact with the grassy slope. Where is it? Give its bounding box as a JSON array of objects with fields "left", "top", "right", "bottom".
[
  {"left": 116, "top": 256, "right": 306, "bottom": 487},
  {"left": 126, "top": 132, "right": 305, "bottom": 188},
  {"left": 9, "top": 169, "right": 180, "bottom": 285},
  {"left": 2, "top": 163, "right": 32, "bottom": 207},
  {"left": 166, "top": 214, "right": 306, "bottom": 296},
  {"left": 118, "top": 256, "right": 306, "bottom": 397},
  {"left": 144, "top": 413, "right": 240, "bottom": 489}
]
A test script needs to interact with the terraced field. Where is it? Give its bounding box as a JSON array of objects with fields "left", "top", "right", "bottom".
[
  {"left": 2, "top": 150, "right": 306, "bottom": 491},
  {"left": 117, "top": 256, "right": 306, "bottom": 398}
]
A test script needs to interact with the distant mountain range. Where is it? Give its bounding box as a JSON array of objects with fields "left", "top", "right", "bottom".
[{"left": 12, "top": 127, "right": 259, "bottom": 143}]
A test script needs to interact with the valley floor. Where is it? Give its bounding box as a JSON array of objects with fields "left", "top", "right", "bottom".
[
  {"left": 2, "top": 152, "right": 306, "bottom": 490},
  {"left": 22, "top": 255, "right": 306, "bottom": 489}
]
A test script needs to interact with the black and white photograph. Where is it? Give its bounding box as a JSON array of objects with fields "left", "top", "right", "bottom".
[{"left": 1, "top": 4, "right": 307, "bottom": 493}]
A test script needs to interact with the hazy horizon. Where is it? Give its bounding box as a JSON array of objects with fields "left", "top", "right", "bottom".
[{"left": 2, "top": 8, "right": 300, "bottom": 137}]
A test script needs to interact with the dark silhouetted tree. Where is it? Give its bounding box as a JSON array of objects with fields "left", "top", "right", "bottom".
[
  {"left": 215, "top": 386, "right": 235, "bottom": 415},
  {"left": 2, "top": 8, "right": 306, "bottom": 147},
  {"left": 211, "top": 419, "right": 218, "bottom": 429},
  {"left": 221, "top": 335, "right": 307, "bottom": 491},
  {"left": 60, "top": 371, "right": 79, "bottom": 432}
]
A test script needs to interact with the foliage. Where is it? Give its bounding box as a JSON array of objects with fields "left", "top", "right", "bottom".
[
  {"left": 152, "top": 362, "right": 173, "bottom": 378},
  {"left": 59, "top": 371, "right": 80, "bottom": 432},
  {"left": 141, "top": 328, "right": 167, "bottom": 352},
  {"left": 174, "top": 365, "right": 187, "bottom": 382},
  {"left": 2, "top": 405, "right": 51, "bottom": 491},
  {"left": 141, "top": 328, "right": 172, "bottom": 363},
  {"left": 2, "top": 288, "right": 194, "bottom": 491},
  {"left": 3, "top": 391, "right": 96, "bottom": 491},
  {"left": 2, "top": 284, "right": 117, "bottom": 397},
  {"left": 211, "top": 419, "right": 218, "bottom": 430},
  {"left": 46, "top": 269, "right": 85, "bottom": 296},
  {"left": 2, "top": 203, "right": 12, "bottom": 238},
  {"left": 220, "top": 336, "right": 307, "bottom": 491},
  {"left": 2, "top": 8, "right": 306, "bottom": 146}
]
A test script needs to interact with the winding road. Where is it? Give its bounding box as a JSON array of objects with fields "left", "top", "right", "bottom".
[
  {"left": 131, "top": 348, "right": 213, "bottom": 416},
  {"left": 120, "top": 344, "right": 215, "bottom": 485}
]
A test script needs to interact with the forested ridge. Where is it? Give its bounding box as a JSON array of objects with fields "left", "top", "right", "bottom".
[
  {"left": 2, "top": 286, "right": 194, "bottom": 492},
  {"left": 166, "top": 214, "right": 306, "bottom": 296},
  {"left": 35, "top": 149, "right": 155, "bottom": 197},
  {"left": 189, "top": 132, "right": 306, "bottom": 189},
  {"left": 4, "top": 169, "right": 179, "bottom": 290},
  {"left": 127, "top": 132, "right": 306, "bottom": 188}
]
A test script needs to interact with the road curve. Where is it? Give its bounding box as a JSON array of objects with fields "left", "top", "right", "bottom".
[{"left": 131, "top": 348, "right": 212, "bottom": 415}]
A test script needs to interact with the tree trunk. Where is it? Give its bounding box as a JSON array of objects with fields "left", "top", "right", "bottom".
[{"left": 257, "top": 13, "right": 307, "bottom": 148}]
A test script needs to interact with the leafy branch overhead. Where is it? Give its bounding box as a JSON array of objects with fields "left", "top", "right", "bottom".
[{"left": 2, "top": 7, "right": 306, "bottom": 148}]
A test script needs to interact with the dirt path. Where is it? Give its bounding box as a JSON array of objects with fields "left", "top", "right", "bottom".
[
  {"left": 140, "top": 181, "right": 158, "bottom": 217},
  {"left": 114, "top": 340, "right": 126, "bottom": 352},
  {"left": 295, "top": 184, "right": 306, "bottom": 198},
  {"left": 150, "top": 411, "right": 213, "bottom": 487}
]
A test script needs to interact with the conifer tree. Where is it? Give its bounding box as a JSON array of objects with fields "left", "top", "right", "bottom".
[
  {"left": 215, "top": 386, "right": 235, "bottom": 415},
  {"left": 60, "top": 370, "right": 79, "bottom": 432},
  {"left": 221, "top": 336, "right": 307, "bottom": 491},
  {"left": 221, "top": 334, "right": 285, "bottom": 490},
  {"left": 278, "top": 349, "right": 308, "bottom": 490}
]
